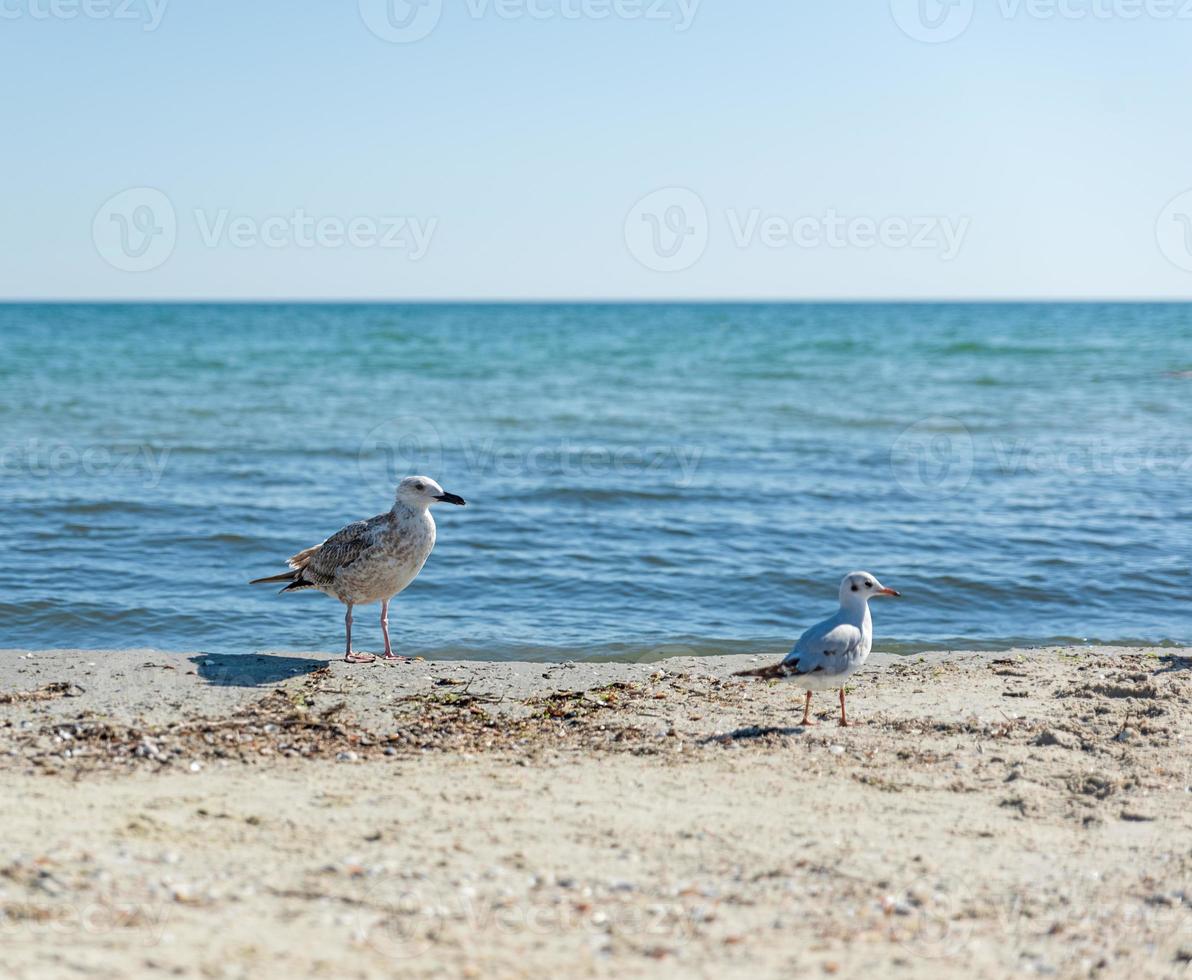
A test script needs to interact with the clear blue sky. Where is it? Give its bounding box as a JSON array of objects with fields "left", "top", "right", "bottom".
[{"left": 3, "top": 1, "right": 1191, "bottom": 299}]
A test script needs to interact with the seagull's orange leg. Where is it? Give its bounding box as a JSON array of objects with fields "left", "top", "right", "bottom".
[
  {"left": 800, "top": 690, "right": 817, "bottom": 726},
  {"left": 838, "top": 688, "right": 850, "bottom": 727}
]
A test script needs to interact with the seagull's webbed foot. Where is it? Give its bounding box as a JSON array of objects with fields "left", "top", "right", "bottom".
[
  {"left": 837, "top": 689, "right": 851, "bottom": 727},
  {"left": 345, "top": 652, "right": 377, "bottom": 664},
  {"left": 798, "top": 691, "right": 817, "bottom": 727}
]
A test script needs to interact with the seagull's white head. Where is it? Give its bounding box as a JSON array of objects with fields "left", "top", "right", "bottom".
[
  {"left": 395, "top": 475, "right": 466, "bottom": 510},
  {"left": 839, "top": 571, "right": 900, "bottom": 606}
]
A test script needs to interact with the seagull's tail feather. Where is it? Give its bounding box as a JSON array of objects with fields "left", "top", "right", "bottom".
[
  {"left": 251, "top": 542, "right": 323, "bottom": 592},
  {"left": 734, "top": 661, "right": 798, "bottom": 680},
  {"left": 249, "top": 570, "right": 317, "bottom": 594},
  {"left": 249, "top": 570, "right": 298, "bottom": 586}
]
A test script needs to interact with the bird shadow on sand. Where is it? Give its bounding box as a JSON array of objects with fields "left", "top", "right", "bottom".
[
  {"left": 189, "top": 654, "right": 330, "bottom": 688},
  {"left": 698, "top": 725, "right": 809, "bottom": 744},
  {"left": 1153, "top": 655, "right": 1192, "bottom": 675}
]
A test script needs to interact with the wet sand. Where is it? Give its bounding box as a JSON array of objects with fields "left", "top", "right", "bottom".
[{"left": 0, "top": 647, "right": 1189, "bottom": 979}]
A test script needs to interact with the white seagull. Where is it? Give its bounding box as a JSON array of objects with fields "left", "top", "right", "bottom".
[
  {"left": 735, "top": 571, "right": 900, "bottom": 727},
  {"left": 250, "top": 476, "right": 466, "bottom": 663}
]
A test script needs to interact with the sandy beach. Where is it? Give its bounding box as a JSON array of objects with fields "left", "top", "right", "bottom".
[{"left": 0, "top": 647, "right": 1189, "bottom": 979}]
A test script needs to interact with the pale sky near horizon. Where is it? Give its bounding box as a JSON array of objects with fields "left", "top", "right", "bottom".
[{"left": 3, "top": 1, "right": 1192, "bottom": 300}]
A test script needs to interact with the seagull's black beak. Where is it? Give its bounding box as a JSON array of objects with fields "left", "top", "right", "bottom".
[{"left": 435, "top": 492, "right": 466, "bottom": 506}]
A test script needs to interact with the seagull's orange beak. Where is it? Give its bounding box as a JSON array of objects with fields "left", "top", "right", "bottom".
[{"left": 877, "top": 587, "right": 901, "bottom": 597}]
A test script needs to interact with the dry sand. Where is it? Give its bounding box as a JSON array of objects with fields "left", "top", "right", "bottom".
[{"left": 0, "top": 646, "right": 1189, "bottom": 979}]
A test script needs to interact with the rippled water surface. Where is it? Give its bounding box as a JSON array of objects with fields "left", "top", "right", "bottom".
[{"left": 1, "top": 303, "right": 1189, "bottom": 659}]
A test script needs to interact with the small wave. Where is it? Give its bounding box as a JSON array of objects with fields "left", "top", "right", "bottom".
[
  {"left": 175, "top": 532, "right": 266, "bottom": 547},
  {"left": 198, "top": 635, "right": 1192, "bottom": 662},
  {"left": 932, "top": 341, "right": 1065, "bottom": 357},
  {"left": 60, "top": 522, "right": 128, "bottom": 535},
  {"left": 0, "top": 599, "right": 161, "bottom": 624},
  {"left": 55, "top": 500, "right": 163, "bottom": 517},
  {"left": 546, "top": 487, "right": 686, "bottom": 503}
]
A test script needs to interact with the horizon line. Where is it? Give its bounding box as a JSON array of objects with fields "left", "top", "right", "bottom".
[{"left": 4, "top": 297, "right": 1192, "bottom": 306}]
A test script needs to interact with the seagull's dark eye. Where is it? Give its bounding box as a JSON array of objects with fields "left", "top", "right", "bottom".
[
  {"left": 864, "top": 581, "right": 873, "bottom": 588},
  {"left": 851, "top": 584, "right": 859, "bottom": 592},
  {"left": 414, "top": 483, "right": 425, "bottom": 491}
]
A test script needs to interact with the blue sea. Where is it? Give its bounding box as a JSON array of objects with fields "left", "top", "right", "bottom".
[{"left": 1, "top": 303, "right": 1189, "bottom": 660}]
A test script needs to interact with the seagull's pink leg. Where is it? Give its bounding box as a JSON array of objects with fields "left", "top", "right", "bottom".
[
  {"left": 380, "top": 600, "right": 392, "bottom": 656},
  {"left": 379, "top": 599, "right": 412, "bottom": 663},
  {"left": 838, "top": 688, "right": 850, "bottom": 727},
  {"left": 800, "top": 690, "right": 817, "bottom": 727},
  {"left": 344, "top": 602, "right": 376, "bottom": 664}
]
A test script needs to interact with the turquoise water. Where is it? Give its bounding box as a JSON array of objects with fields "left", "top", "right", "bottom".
[{"left": 1, "top": 303, "right": 1189, "bottom": 659}]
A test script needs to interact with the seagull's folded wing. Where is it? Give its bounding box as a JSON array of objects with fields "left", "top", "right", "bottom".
[
  {"left": 291, "top": 518, "right": 381, "bottom": 587},
  {"left": 782, "top": 622, "right": 864, "bottom": 676}
]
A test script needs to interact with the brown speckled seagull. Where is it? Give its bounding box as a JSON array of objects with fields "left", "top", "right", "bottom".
[{"left": 250, "top": 476, "right": 466, "bottom": 663}]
